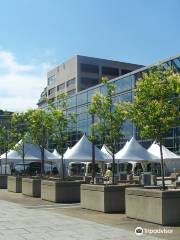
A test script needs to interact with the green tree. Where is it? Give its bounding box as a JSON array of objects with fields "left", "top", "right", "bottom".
[
  {"left": 130, "top": 67, "right": 180, "bottom": 190},
  {"left": 0, "top": 112, "right": 15, "bottom": 174},
  {"left": 49, "top": 93, "right": 76, "bottom": 180},
  {"left": 89, "top": 77, "right": 127, "bottom": 184},
  {"left": 27, "top": 109, "right": 55, "bottom": 175},
  {"left": 11, "top": 112, "right": 30, "bottom": 173}
]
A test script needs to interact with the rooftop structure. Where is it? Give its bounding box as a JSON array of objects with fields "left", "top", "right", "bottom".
[
  {"left": 40, "top": 54, "right": 180, "bottom": 155},
  {"left": 37, "top": 55, "right": 144, "bottom": 107}
]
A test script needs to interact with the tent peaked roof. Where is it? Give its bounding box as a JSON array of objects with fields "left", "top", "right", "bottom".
[
  {"left": 63, "top": 147, "right": 71, "bottom": 159},
  {"left": 53, "top": 149, "right": 61, "bottom": 158},
  {"left": 0, "top": 141, "right": 58, "bottom": 162},
  {"left": 115, "top": 137, "right": 159, "bottom": 162},
  {"left": 148, "top": 142, "right": 180, "bottom": 160},
  {"left": 101, "top": 145, "right": 112, "bottom": 160},
  {"left": 64, "top": 134, "right": 110, "bottom": 161}
]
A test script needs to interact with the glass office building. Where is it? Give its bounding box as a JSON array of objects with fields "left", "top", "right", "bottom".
[{"left": 45, "top": 55, "right": 180, "bottom": 154}]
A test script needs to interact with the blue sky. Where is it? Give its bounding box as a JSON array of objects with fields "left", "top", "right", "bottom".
[{"left": 0, "top": 0, "right": 179, "bottom": 111}]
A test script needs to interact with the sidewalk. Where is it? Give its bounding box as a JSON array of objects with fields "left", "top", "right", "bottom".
[
  {"left": 0, "top": 190, "right": 178, "bottom": 240},
  {"left": 0, "top": 200, "right": 159, "bottom": 240}
]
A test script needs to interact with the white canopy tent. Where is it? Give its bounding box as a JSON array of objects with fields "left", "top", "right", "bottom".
[
  {"left": 115, "top": 140, "right": 129, "bottom": 162},
  {"left": 52, "top": 147, "right": 72, "bottom": 173},
  {"left": 63, "top": 147, "right": 71, "bottom": 159},
  {"left": 101, "top": 145, "right": 112, "bottom": 160},
  {"left": 0, "top": 141, "right": 59, "bottom": 165},
  {"left": 115, "top": 137, "right": 160, "bottom": 163},
  {"left": 64, "top": 134, "right": 110, "bottom": 162},
  {"left": 53, "top": 149, "right": 61, "bottom": 158},
  {"left": 148, "top": 142, "right": 180, "bottom": 160},
  {"left": 148, "top": 142, "right": 180, "bottom": 172}
]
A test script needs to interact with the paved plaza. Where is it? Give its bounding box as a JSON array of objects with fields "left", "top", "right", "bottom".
[{"left": 0, "top": 190, "right": 179, "bottom": 240}]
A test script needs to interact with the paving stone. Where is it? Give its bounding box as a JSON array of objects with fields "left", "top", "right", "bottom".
[{"left": 0, "top": 200, "right": 161, "bottom": 240}]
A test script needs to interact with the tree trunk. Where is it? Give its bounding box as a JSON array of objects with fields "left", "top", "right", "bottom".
[
  {"left": 92, "top": 139, "right": 95, "bottom": 183},
  {"left": 61, "top": 155, "right": 64, "bottom": 180},
  {"left": 41, "top": 147, "right": 45, "bottom": 176},
  {"left": 5, "top": 151, "right": 7, "bottom": 175},
  {"left": 91, "top": 114, "right": 95, "bottom": 183},
  {"left": 41, "top": 125, "right": 46, "bottom": 177},
  {"left": 0, "top": 158, "right": 2, "bottom": 175},
  {"left": 112, "top": 150, "right": 115, "bottom": 185},
  {"left": 22, "top": 143, "right": 25, "bottom": 173},
  {"left": 160, "top": 143, "right": 166, "bottom": 190}
]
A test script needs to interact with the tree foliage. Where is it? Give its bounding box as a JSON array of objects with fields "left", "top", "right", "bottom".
[
  {"left": 49, "top": 93, "right": 76, "bottom": 179},
  {"left": 89, "top": 77, "right": 127, "bottom": 151},
  {"left": 0, "top": 111, "right": 15, "bottom": 174},
  {"left": 12, "top": 112, "right": 28, "bottom": 141},
  {"left": 130, "top": 67, "right": 180, "bottom": 142},
  {"left": 11, "top": 112, "right": 31, "bottom": 172},
  {"left": 88, "top": 77, "right": 127, "bottom": 183},
  {"left": 130, "top": 66, "right": 180, "bottom": 190},
  {"left": 27, "top": 109, "right": 55, "bottom": 174}
]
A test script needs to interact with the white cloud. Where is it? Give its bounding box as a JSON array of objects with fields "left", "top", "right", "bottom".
[
  {"left": 0, "top": 50, "right": 35, "bottom": 73},
  {"left": 0, "top": 50, "right": 51, "bottom": 112}
]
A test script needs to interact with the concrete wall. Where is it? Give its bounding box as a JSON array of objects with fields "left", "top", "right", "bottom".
[
  {"left": 41, "top": 180, "right": 82, "bottom": 203},
  {"left": 47, "top": 56, "right": 77, "bottom": 101},
  {"left": 8, "top": 176, "right": 22, "bottom": 193},
  {"left": 81, "top": 184, "right": 139, "bottom": 213},
  {"left": 0, "top": 175, "right": 7, "bottom": 189},
  {"left": 126, "top": 188, "right": 180, "bottom": 225},
  {"left": 77, "top": 55, "right": 143, "bottom": 92},
  {"left": 46, "top": 55, "right": 143, "bottom": 101},
  {"left": 22, "top": 178, "right": 41, "bottom": 197}
]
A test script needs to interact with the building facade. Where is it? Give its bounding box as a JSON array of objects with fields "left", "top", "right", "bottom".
[
  {"left": 37, "top": 55, "right": 143, "bottom": 107},
  {"left": 40, "top": 55, "right": 180, "bottom": 155}
]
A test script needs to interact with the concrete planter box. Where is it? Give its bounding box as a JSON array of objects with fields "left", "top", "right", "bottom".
[
  {"left": 83, "top": 176, "right": 92, "bottom": 183},
  {"left": 41, "top": 180, "right": 83, "bottom": 203},
  {"left": 0, "top": 175, "right": 8, "bottom": 189},
  {"left": 81, "top": 184, "right": 139, "bottom": 213},
  {"left": 8, "top": 176, "right": 22, "bottom": 193},
  {"left": 22, "top": 178, "right": 41, "bottom": 197},
  {"left": 66, "top": 176, "right": 83, "bottom": 181},
  {"left": 126, "top": 188, "right": 180, "bottom": 225}
]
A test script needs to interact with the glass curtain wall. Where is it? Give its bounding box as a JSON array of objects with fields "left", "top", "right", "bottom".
[{"left": 47, "top": 56, "right": 180, "bottom": 154}]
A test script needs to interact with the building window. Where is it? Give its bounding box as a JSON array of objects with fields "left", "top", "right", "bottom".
[
  {"left": 67, "top": 96, "right": 76, "bottom": 108},
  {"left": 67, "top": 78, "right": 76, "bottom": 87},
  {"left": 113, "top": 92, "right": 132, "bottom": 104},
  {"left": 115, "top": 76, "right": 133, "bottom": 93},
  {"left": 122, "top": 120, "right": 133, "bottom": 138},
  {"left": 173, "top": 58, "right": 180, "bottom": 71},
  {"left": 48, "top": 87, "right": 55, "bottom": 95},
  {"left": 67, "top": 89, "right": 76, "bottom": 96},
  {"left": 121, "top": 69, "right": 131, "bottom": 75},
  {"left": 77, "top": 92, "right": 88, "bottom": 106},
  {"left": 102, "top": 66, "right": 119, "bottom": 76},
  {"left": 48, "top": 75, "right": 56, "bottom": 85},
  {"left": 57, "top": 83, "right": 65, "bottom": 91},
  {"left": 80, "top": 63, "right": 99, "bottom": 74},
  {"left": 88, "top": 88, "right": 100, "bottom": 102},
  {"left": 80, "top": 77, "right": 99, "bottom": 91}
]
